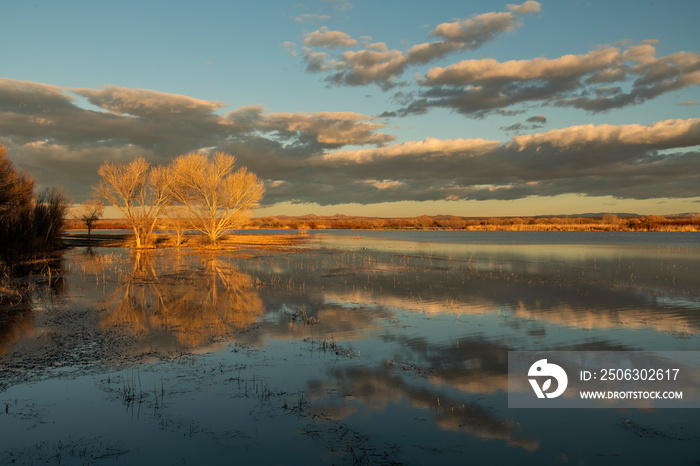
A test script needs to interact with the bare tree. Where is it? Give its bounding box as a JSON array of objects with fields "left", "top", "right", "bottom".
[
  {"left": 170, "top": 152, "right": 264, "bottom": 243},
  {"left": 74, "top": 199, "right": 105, "bottom": 238},
  {"left": 93, "top": 158, "right": 172, "bottom": 248},
  {"left": 34, "top": 187, "right": 70, "bottom": 250}
]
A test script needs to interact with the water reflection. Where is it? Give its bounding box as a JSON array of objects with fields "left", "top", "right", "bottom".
[
  {"left": 96, "top": 251, "right": 263, "bottom": 350},
  {"left": 308, "top": 364, "right": 539, "bottom": 451},
  {"left": 228, "top": 243, "right": 699, "bottom": 352},
  {"left": 0, "top": 256, "right": 65, "bottom": 357},
  {"left": 0, "top": 301, "right": 34, "bottom": 357},
  {"left": 2, "top": 232, "right": 699, "bottom": 465}
]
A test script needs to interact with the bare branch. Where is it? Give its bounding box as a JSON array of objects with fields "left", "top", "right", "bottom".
[
  {"left": 170, "top": 152, "right": 265, "bottom": 243},
  {"left": 93, "top": 158, "right": 173, "bottom": 248}
]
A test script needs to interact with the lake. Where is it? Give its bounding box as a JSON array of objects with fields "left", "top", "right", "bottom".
[{"left": 1, "top": 231, "right": 699, "bottom": 464}]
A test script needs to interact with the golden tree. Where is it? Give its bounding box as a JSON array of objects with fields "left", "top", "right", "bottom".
[
  {"left": 93, "top": 158, "right": 172, "bottom": 248},
  {"left": 170, "top": 152, "right": 265, "bottom": 243}
]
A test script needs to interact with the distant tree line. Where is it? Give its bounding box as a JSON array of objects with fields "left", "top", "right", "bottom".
[
  {"left": 0, "top": 144, "right": 69, "bottom": 258},
  {"left": 249, "top": 214, "right": 700, "bottom": 232},
  {"left": 66, "top": 212, "right": 700, "bottom": 234}
]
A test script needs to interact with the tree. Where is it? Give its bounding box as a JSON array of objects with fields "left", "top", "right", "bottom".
[
  {"left": 170, "top": 152, "right": 265, "bottom": 243},
  {"left": 0, "top": 144, "right": 69, "bottom": 256},
  {"left": 33, "top": 187, "right": 70, "bottom": 251},
  {"left": 74, "top": 199, "right": 105, "bottom": 238},
  {"left": 0, "top": 144, "right": 33, "bottom": 215},
  {"left": 93, "top": 158, "right": 172, "bottom": 248}
]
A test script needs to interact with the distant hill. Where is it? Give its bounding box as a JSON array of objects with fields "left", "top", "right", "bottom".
[
  {"left": 567, "top": 212, "right": 699, "bottom": 218},
  {"left": 563, "top": 213, "right": 640, "bottom": 218}
]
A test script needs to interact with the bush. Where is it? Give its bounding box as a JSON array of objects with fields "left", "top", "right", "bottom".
[{"left": 0, "top": 145, "right": 69, "bottom": 258}]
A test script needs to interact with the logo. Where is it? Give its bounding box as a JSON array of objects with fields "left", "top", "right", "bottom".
[{"left": 528, "top": 359, "right": 568, "bottom": 398}]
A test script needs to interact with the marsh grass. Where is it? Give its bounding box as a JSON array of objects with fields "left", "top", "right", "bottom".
[
  {"left": 0, "top": 254, "right": 64, "bottom": 307},
  {"left": 286, "top": 305, "right": 318, "bottom": 326},
  {"left": 65, "top": 213, "right": 700, "bottom": 239},
  {"left": 104, "top": 371, "right": 166, "bottom": 413},
  {"left": 63, "top": 232, "right": 306, "bottom": 251},
  {"left": 0, "top": 276, "right": 23, "bottom": 305}
]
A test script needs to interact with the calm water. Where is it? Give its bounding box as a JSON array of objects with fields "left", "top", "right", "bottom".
[{"left": 1, "top": 231, "right": 698, "bottom": 464}]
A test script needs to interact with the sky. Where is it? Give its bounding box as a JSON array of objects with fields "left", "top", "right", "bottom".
[{"left": 1, "top": 0, "right": 699, "bottom": 217}]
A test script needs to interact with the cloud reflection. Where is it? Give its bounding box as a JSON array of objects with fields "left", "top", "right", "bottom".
[{"left": 308, "top": 365, "right": 539, "bottom": 451}]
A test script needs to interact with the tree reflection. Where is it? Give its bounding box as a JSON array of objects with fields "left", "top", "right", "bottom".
[
  {"left": 0, "top": 301, "right": 33, "bottom": 357},
  {"left": 100, "top": 251, "right": 263, "bottom": 349}
]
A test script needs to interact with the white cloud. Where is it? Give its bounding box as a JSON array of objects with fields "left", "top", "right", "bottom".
[
  {"left": 296, "top": 6, "right": 537, "bottom": 89},
  {"left": 304, "top": 26, "right": 357, "bottom": 48},
  {"left": 430, "top": 12, "right": 519, "bottom": 45},
  {"left": 364, "top": 179, "right": 405, "bottom": 190},
  {"left": 3, "top": 79, "right": 699, "bottom": 207},
  {"left": 507, "top": 1, "right": 541, "bottom": 14},
  {"left": 72, "top": 85, "right": 226, "bottom": 118},
  {"left": 293, "top": 13, "right": 332, "bottom": 23},
  {"left": 319, "top": 137, "right": 499, "bottom": 164},
  {"left": 511, "top": 118, "right": 700, "bottom": 150},
  {"left": 402, "top": 42, "right": 700, "bottom": 116}
]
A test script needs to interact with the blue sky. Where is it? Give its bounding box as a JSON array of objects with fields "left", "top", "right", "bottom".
[{"left": 2, "top": 0, "right": 699, "bottom": 216}]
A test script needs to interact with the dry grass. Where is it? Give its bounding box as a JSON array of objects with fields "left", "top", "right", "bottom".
[
  {"left": 62, "top": 231, "right": 306, "bottom": 251},
  {"left": 154, "top": 233, "right": 306, "bottom": 249},
  {"left": 64, "top": 213, "right": 700, "bottom": 234},
  {"left": 0, "top": 282, "right": 21, "bottom": 305},
  {"left": 254, "top": 214, "right": 700, "bottom": 232}
]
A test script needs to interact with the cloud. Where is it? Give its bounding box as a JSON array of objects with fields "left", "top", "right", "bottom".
[
  {"left": 324, "top": 0, "right": 353, "bottom": 11},
  {"left": 429, "top": 11, "right": 520, "bottom": 47},
  {"left": 302, "top": 47, "right": 334, "bottom": 71},
  {"left": 293, "top": 13, "right": 332, "bottom": 23},
  {"left": 402, "top": 42, "right": 700, "bottom": 117},
  {"left": 281, "top": 41, "right": 298, "bottom": 57},
  {"left": 223, "top": 106, "right": 394, "bottom": 147},
  {"left": 297, "top": 4, "right": 539, "bottom": 90},
  {"left": 501, "top": 114, "right": 547, "bottom": 133},
  {"left": 364, "top": 179, "right": 405, "bottom": 190},
  {"left": 501, "top": 122, "right": 529, "bottom": 133},
  {"left": 317, "top": 137, "right": 499, "bottom": 164},
  {"left": 510, "top": 118, "right": 700, "bottom": 150},
  {"left": 507, "top": 0, "right": 541, "bottom": 14},
  {"left": 526, "top": 114, "right": 546, "bottom": 124},
  {"left": 2, "top": 79, "right": 699, "bottom": 208},
  {"left": 296, "top": 118, "right": 700, "bottom": 205},
  {"left": 0, "top": 79, "right": 393, "bottom": 201},
  {"left": 303, "top": 26, "right": 357, "bottom": 48},
  {"left": 72, "top": 85, "right": 226, "bottom": 118},
  {"left": 678, "top": 100, "right": 696, "bottom": 106}
]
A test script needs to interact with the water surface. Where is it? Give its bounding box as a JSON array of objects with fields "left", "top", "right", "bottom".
[{"left": 1, "top": 231, "right": 698, "bottom": 464}]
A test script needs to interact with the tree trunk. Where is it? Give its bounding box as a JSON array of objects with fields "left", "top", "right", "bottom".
[{"left": 133, "top": 226, "right": 142, "bottom": 248}]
